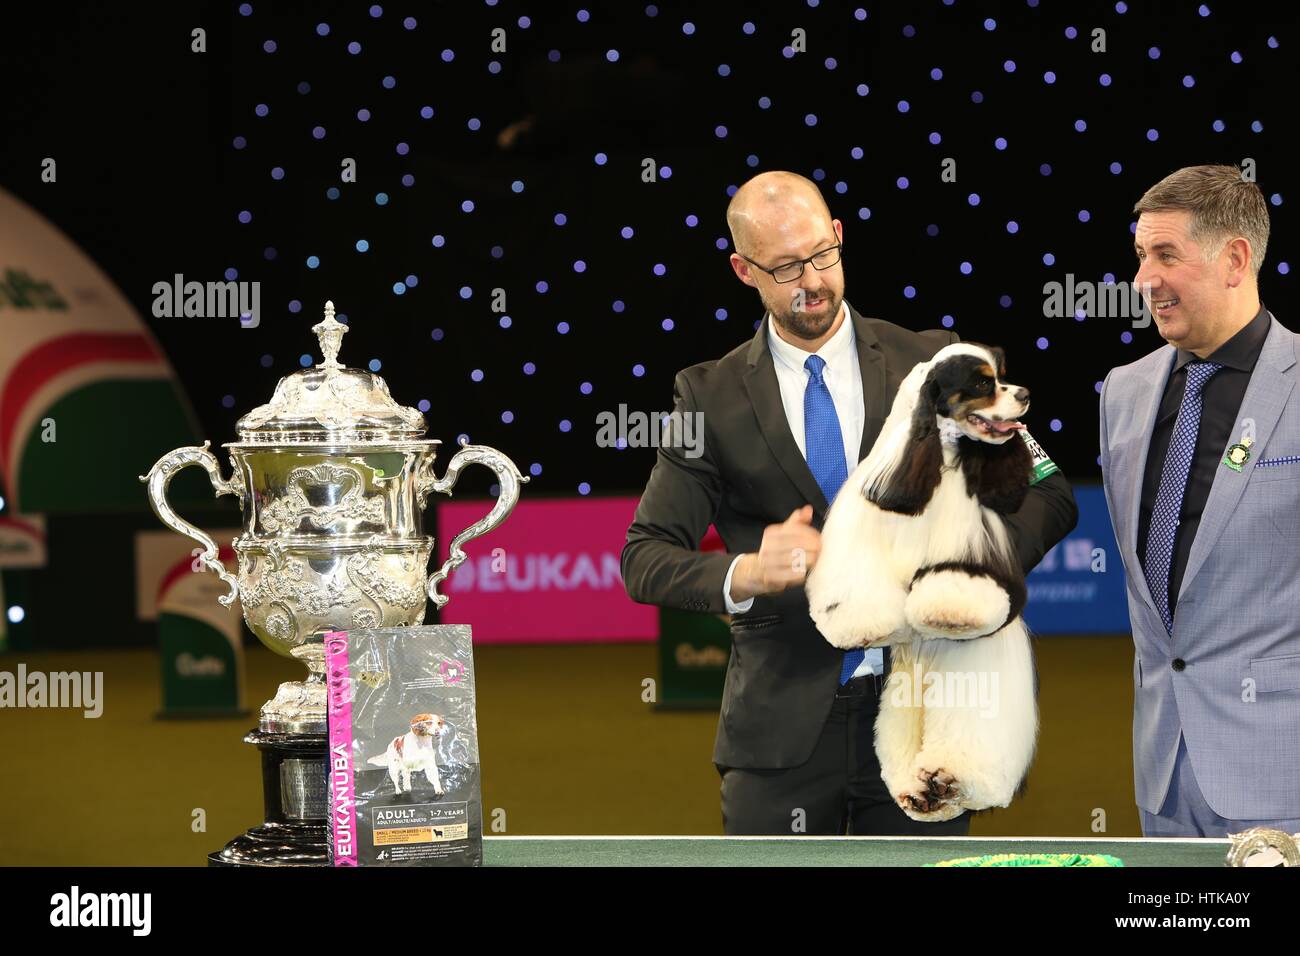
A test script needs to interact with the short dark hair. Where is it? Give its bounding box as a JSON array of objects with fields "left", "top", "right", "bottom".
[{"left": 1133, "top": 164, "right": 1269, "bottom": 277}]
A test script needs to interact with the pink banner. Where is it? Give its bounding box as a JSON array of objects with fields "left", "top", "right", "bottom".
[
  {"left": 435, "top": 496, "right": 658, "bottom": 643},
  {"left": 325, "top": 630, "right": 358, "bottom": 867}
]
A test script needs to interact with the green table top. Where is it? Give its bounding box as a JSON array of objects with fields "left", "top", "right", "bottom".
[{"left": 482, "top": 836, "right": 1231, "bottom": 867}]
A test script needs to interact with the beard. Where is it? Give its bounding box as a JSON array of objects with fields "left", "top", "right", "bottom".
[{"left": 765, "top": 284, "right": 843, "bottom": 341}]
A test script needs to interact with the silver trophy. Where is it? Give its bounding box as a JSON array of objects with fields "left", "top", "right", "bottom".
[{"left": 141, "top": 301, "right": 526, "bottom": 864}]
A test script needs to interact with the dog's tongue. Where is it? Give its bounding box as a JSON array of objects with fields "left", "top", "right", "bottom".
[{"left": 990, "top": 419, "right": 1026, "bottom": 433}]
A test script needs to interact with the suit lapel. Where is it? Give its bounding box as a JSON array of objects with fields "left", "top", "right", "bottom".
[
  {"left": 852, "top": 306, "right": 888, "bottom": 461},
  {"left": 1123, "top": 348, "right": 1176, "bottom": 616},
  {"left": 1177, "top": 315, "right": 1297, "bottom": 601},
  {"left": 743, "top": 323, "right": 829, "bottom": 513},
  {"left": 742, "top": 302, "right": 885, "bottom": 516}
]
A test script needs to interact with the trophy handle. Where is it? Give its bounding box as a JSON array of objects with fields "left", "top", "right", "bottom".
[
  {"left": 139, "top": 441, "right": 243, "bottom": 607},
  {"left": 422, "top": 438, "right": 529, "bottom": 609}
]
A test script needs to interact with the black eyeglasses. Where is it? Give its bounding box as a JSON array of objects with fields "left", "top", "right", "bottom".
[{"left": 739, "top": 242, "right": 843, "bottom": 283}]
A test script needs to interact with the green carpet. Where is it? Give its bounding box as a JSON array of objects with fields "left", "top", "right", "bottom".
[{"left": 0, "top": 636, "right": 1142, "bottom": 865}]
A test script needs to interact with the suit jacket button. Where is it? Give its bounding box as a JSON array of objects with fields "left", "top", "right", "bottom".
[{"left": 1172, "top": 658, "right": 1186, "bottom": 672}]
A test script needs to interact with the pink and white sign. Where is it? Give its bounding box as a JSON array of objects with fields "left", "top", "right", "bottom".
[{"left": 435, "top": 496, "right": 657, "bottom": 643}]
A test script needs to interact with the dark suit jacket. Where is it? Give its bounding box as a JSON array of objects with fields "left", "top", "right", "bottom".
[{"left": 621, "top": 302, "right": 1079, "bottom": 769}]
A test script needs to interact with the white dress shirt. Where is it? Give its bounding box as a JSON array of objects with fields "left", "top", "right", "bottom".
[{"left": 722, "top": 301, "right": 883, "bottom": 677}]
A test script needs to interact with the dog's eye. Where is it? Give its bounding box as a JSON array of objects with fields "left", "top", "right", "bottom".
[{"left": 975, "top": 379, "right": 993, "bottom": 393}]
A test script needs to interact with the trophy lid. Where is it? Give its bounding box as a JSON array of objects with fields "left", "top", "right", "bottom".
[{"left": 234, "top": 301, "right": 428, "bottom": 443}]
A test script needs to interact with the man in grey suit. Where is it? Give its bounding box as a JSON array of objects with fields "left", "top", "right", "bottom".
[
  {"left": 622, "top": 171, "right": 1078, "bottom": 835},
  {"left": 1100, "top": 164, "right": 1300, "bottom": 836}
]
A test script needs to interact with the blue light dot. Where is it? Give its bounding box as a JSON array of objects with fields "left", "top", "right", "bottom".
[
  {"left": 355, "top": 239, "right": 369, "bottom": 252},
  {"left": 556, "top": 321, "right": 569, "bottom": 334},
  {"left": 392, "top": 282, "right": 405, "bottom": 295},
  {"left": 1110, "top": 161, "right": 1123, "bottom": 174},
  {"left": 578, "top": 482, "right": 591, "bottom": 496},
  {"left": 1146, "top": 128, "right": 1159, "bottom": 141},
  {"left": 1121, "top": 331, "right": 1134, "bottom": 344},
  {"left": 968, "top": 193, "right": 980, "bottom": 206},
  {"left": 375, "top": 192, "right": 388, "bottom": 205},
  {"left": 859, "top": 208, "right": 871, "bottom": 220},
  {"left": 420, "top": 106, "right": 434, "bottom": 119},
  {"left": 529, "top": 463, "right": 542, "bottom": 477},
  {"left": 382, "top": 75, "right": 396, "bottom": 89},
  {"left": 758, "top": 96, "right": 772, "bottom": 109},
  {"left": 1213, "top": 119, "right": 1225, "bottom": 132},
  {"left": 1040, "top": 163, "right": 1053, "bottom": 176},
  {"left": 580, "top": 381, "right": 593, "bottom": 395},
  {"left": 662, "top": 318, "right": 675, "bottom": 331},
  {"left": 960, "top": 261, "right": 972, "bottom": 275},
  {"left": 431, "top": 328, "right": 444, "bottom": 341},
  {"left": 470, "top": 369, "right": 484, "bottom": 382},
  {"left": 431, "top": 234, "right": 445, "bottom": 247},
  {"left": 896, "top": 177, "right": 909, "bottom": 189},
  {"left": 903, "top": 285, "right": 916, "bottom": 299},
  {"left": 1079, "top": 209, "right": 1091, "bottom": 222},
  {"left": 459, "top": 286, "right": 472, "bottom": 299},
  {"left": 441, "top": 49, "right": 454, "bottom": 62},
  {"left": 288, "top": 300, "right": 302, "bottom": 313},
  {"left": 238, "top": 210, "right": 252, "bottom": 224},
  {"left": 1065, "top": 26, "right": 1077, "bottom": 39},
  {"left": 261, "top": 354, "right": 274, "bottom": 367},
  {"left": 1231, "top": 51, "right": 1242, "bottom": 64},
  {"left": 983, "top": 17, "right": 996, "bottom": 30},
  {"left": 299, "top": 353, "right": 313, "bottom": 367},
  {"left": 897, "top": 100, "right": 910, "bottom": 113},
  {"left": 1074, "top": 119, "right": 1087, "bottom": 132},
  {"left": 1099, "top": 73, "right": 1112, "bottom": 87},
  {"left": 653, "top": 263, "right": 666, "bottom": 276},
  {"left": 1278, "top": 262, "right": 1291, "bottom": 275},
  {"left": 368, "top": 359, "right": 382, "bottom": 372},
  {"left": 233, "top": 135, "right": 247, "bottom": 149},
  {"left": 574, "top": 260, "right": 587, "bottom": 273},
  {"left": 594, "top": 152, "right": 607, "bottom": 165},
  {"left": 1183, "top": 75, "right": 1195, "bottom": 88},
  {"left": 930, "top": 67, "right": 943, "bottom": 80},
  {"left": 1044, "top": 71, "right": 1056, "bottom": 84},
  {"left": 1003, "top": 60, "right": 1016, "bottom": 72},
  {"left": 537, "top": 281, "right": 549, "bottom": 294},
  {"left": 461, "top": 200, "right": 475, "bottom": 212},
  {"left": 633, "top": 364, "right": 646, "bottom": 377},
  {"left": 523, "top": 361, "right": 536, "bottom": 375},
  {"left": 994, "top": 136, "right": 1007, "bottom": 150},
  {"left": 559, "top": 420, "right": 572, "bottom": 433},
  {"left": 348, "top": 41, "right": 361, "bottom": 55},
  {"left": 715, "top": 308, "right": 728, "bottom": 321},
  {"left": 316, "top": 23, "right": 330, "bottom": 36},
  {"left": 926, "top": 224, "right": 939, "bottom": 237},
  {"left": 306, "top": 255, "right": 319, "bottom": 268},
  {"left": 999, "top": 295, "right": 1013, "bottom": 308},
  {"left": 1037, "top": 337, "right": 1049, "bottom": 350},
  {"left": 928, "top": 132, "right": 941, "bottom": 145},
  {"left": 502, "top": 410, "right": 514, "bottom": 423}
]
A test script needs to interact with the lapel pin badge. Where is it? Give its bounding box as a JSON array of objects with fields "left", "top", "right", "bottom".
[{"left": 1223, "top": 435, "right": 1254, "bottom": 472}]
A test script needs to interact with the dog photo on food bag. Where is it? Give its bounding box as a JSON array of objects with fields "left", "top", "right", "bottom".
[{"left": 807, "top": 343, "right": 1040, "bottom": 823}]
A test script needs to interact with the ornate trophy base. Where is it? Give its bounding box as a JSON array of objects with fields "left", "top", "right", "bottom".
[
  {"left": 209, "top": 656, "right": 333, "bottom": 867},
  {"left": 208, "top": 727, "right": 330, "bottom": 866}
]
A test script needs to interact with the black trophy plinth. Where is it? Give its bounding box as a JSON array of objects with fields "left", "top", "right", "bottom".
[{"left": 208, "top": 729, "right": 330, "bottom": 867}]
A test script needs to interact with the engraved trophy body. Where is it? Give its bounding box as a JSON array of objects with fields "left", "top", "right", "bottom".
[{"left": 141, "top": 302, "right": 526, "bottom": 865}]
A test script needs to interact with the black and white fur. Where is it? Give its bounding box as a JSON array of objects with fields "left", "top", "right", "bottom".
[{"left": 806, "top": 343, "right": 1039, "bottom": 822}]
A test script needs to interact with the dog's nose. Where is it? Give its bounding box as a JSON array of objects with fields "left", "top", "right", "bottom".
[{"left": 1014, "top": 386, "right": 1030, "bottom": 403}]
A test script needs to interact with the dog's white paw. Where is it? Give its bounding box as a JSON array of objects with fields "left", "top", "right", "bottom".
[
  {"left": 905, "top": 568, "right": 1010, "bottom": 640},
  {"left": 810, "top": 591, "right": 907, "bottom": 650}
]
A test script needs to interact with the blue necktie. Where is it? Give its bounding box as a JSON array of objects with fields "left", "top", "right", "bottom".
[
  {"left": 803, "top": 355, "right": 863, "bottom": 683},
  {"left": 1143, "top": 360, "right": 1222, "bottom": 634}
]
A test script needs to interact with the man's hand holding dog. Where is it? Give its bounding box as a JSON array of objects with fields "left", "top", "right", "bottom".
[{"left": 731, "top": 505, "right": 821, "bottom": 602}]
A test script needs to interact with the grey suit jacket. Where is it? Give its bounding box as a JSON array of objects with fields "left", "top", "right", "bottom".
[
  {"left": 1100, "top": 312, "right": 1300, "bottom": 819},
  {"left": 622, "top": 302, "right": 1079, "bottom": 769}
]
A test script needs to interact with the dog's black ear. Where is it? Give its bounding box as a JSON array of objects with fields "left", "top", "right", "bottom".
[
  {"left": 960, "top": 431, "right": 1032, "bottom": 513},
  {"left": 869, "top": 369, "right": 944, "bottom": 515}
]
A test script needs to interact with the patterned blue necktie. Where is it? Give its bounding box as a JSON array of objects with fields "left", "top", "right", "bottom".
[
  {"left": 1143, "top": 360, "right": 1222, "bottom": 634},
  {"left": 803, "top": 355, "right": 862, "bottom": 683}
]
